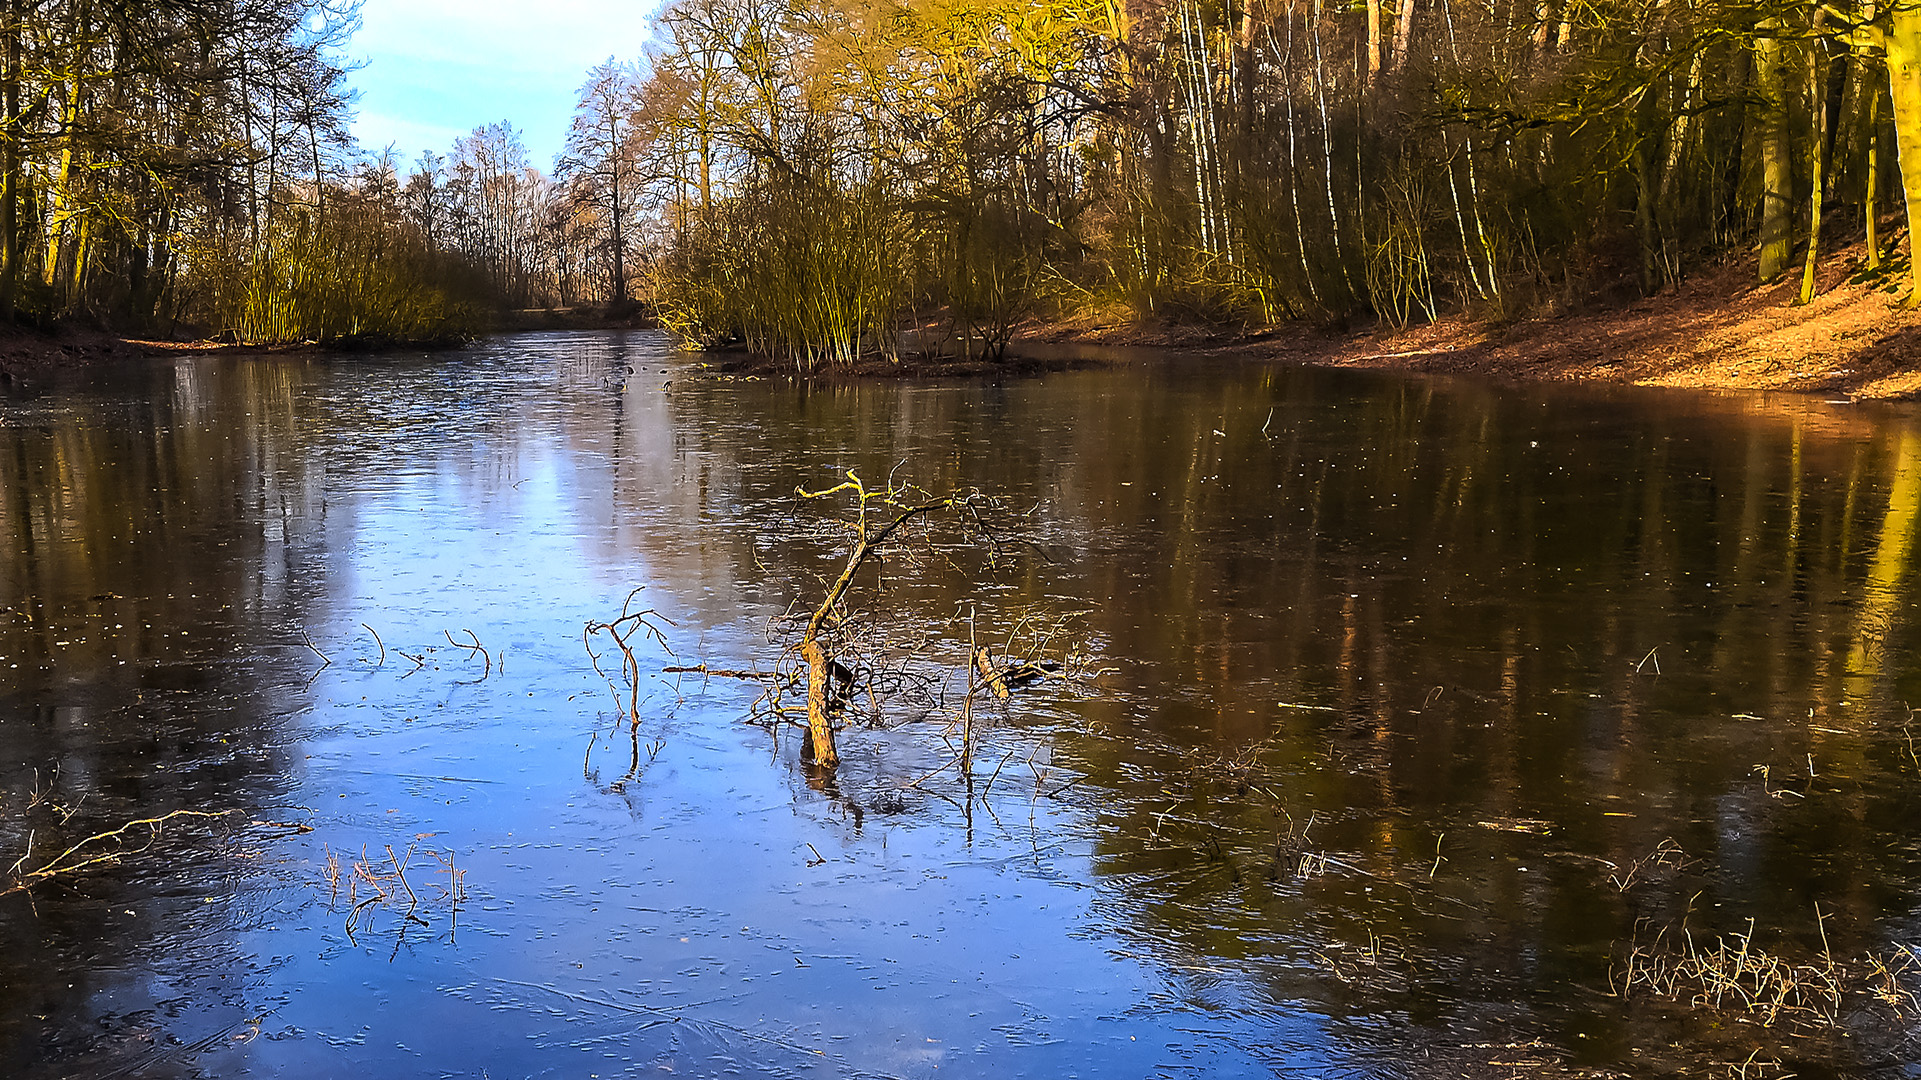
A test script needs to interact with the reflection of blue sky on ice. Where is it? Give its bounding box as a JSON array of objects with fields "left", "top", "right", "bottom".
[
  {"left": 28, "top": 332, "right": 1921, "bottom": 1077},
  {"left": 345, "top": 0, "right": 657, "bottom": 168},
  {"left": 223, "top": 338, "right": 1335, "bottom": 1078}
]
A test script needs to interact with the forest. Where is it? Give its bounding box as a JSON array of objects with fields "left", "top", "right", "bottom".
[{"left": 2, "top": 0, "right": 1916, "bottom": 356}]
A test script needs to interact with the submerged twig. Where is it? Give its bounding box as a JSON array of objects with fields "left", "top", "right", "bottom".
[
  {"left": 445, "top": 629, "right": 492, "bottom": 678},
  {"left": 300, "top": 631, "right": 331, "bottom": 667},
  {"left": 585, "top": 587, "right": 675, "bottom": 729},
  {"left": 662, "top": 664, "right": 774, "bottom": 680},
  {"left": 3, "top": 809, "right": 237, "bottom": 896}
]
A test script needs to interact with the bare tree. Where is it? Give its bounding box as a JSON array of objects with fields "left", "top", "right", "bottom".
[{"left": 560, "top": 59, "right": 643, "bottom": 310}]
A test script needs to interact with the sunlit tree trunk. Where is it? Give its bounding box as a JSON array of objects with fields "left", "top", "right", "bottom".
[
  {"left": 42, "top": 2, "right": 87, "bottom": 301},
  {"left": 1799, "top": 12, "right": 1830, "bottom": 305},
  {"left": 1240, "top": 0, "right": 1256, "bottom": 171},
  {"left": 1887, "top": 0, "right": 1921, "bottom": 304},
  {"left": 1655, "top": 51, "right": 1706, "bottom": 279},
  {"left": 1867, "top": 77, "right": 1884, "bottom": 268},
  {"left": 1531, "top": 0, "right": 1553, "bottom": 61},
  {"left": 1439, "top": 0, "right": 1498, "bottom": 300},
  {"left": 1278, "top": 6, "right": 1322, "bottom": 304}
]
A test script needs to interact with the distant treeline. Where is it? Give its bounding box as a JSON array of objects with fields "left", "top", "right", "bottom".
[
  {"left": 3, "top": 0, "right": 1913, "bottom": 352},
  {"left": 0, "top": 1, "right": 467, "bottom": 342}
]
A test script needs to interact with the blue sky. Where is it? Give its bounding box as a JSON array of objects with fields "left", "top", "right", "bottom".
[{"left": 345, "top": 0, "right": 657, "bottom": 171}]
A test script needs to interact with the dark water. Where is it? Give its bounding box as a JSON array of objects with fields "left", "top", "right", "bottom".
[{"left": 4, "top": 331, "right": 1921, "bottom": 1078}]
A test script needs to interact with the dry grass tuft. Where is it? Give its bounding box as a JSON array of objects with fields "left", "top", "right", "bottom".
[{"left": 1611, "top": 916, "right": 1921, "bottom": 1029}]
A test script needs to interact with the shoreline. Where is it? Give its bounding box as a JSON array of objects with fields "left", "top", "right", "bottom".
[
  {"left": 691, "top": 243, "right": 1921, "bottom": 400},
  {"left": 8, "top": 247, "right": 1919, "bottom": 400},
  {"left": 1020, "top": 245, "right": 1921, "bottom": 400}
]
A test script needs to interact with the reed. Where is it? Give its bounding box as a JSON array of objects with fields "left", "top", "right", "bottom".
[
  {"left": 200, "top": 197, "right": 490, "bottom": 347},
  {"left": 652, "top": 179, "right": 904, "bottom": 369}
]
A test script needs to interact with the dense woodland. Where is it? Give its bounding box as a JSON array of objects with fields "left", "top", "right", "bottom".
[{"left": 2, "top": 0, "right": 1919, "bottom": 355}]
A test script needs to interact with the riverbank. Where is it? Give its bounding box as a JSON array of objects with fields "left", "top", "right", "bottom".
[
  {"left": 1312, "top": 252, "right": 1921, "bottom": 399},
  {"left": 8, "top": 243, "right": 1918, "bottom": 399},
  {"left": 0, "top": 329, "right": 339, "bottom": 387},
  {"left": 0, "top": 324, "right": 150, "bottom": 384},
  {"left": 0, "top": 306, "right": 654, "bottom": 387},
  {"left": 1034, "top": 242, "right": 1921, "bottom": 400}
]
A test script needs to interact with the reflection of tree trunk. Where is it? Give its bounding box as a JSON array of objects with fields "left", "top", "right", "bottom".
[
  {"left": 1391, "top": 0, "right": 1416, "bottom": 77},
  {"left": 1786, "top": 420, "right": 1804, "bottom": 579},
  {"left": 8, "top": 437, "right": 37, "bottom": 594},
  {"left": 1366, "top": 0, "right": 1382, "bottom": 84},
  {"left": 1848, "top": 431, "right": 1921, "bottom": 676}
]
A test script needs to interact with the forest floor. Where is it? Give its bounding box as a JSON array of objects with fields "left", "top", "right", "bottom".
[{"left": 1032, "top": 239, "right": 1921, "bottom": 399}]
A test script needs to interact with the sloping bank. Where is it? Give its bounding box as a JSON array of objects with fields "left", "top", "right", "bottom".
[
  {"left": 708, "top": 250, "right": 1921, "bottom": 399},
  {"left": 1034, "top": 252, "right": 1921, "bottom": 400}
]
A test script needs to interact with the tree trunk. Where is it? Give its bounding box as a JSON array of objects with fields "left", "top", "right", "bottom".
[
  {"left": 1720, "top": 45, "right": 1752, "bottom": 244},
  {"left": 1755, "top": 22, "right": 1793, "bottom": 282},
  {"left": 0, "top": 0, "right": 21, "bottom": 319},
  {"left": 610, "top": 131, "right": 627, "bottom": 308},
  {"left": 44, "top": 10, "right": 85, "bottom": 300},
  {"left": 1868, "top": 76, "right": 1883, "bottom": 269},
  {"left": 67, "top": 211, "right": 90, "bottom": 303},
  {"left": 1310, "top": 0, "right": 1356, "bottom": 298},
  {"left": 1799, "top": 13, "right": 1830, "bottom": 305},
  {"left": 1634, "top": 139, "right": 1660, "bottom": 293},
  {"left": 1888, "top": 1, "right": 1921, "bottom": 304},
  {"left": 800, "top": 635, "right": 837, "bottom": 767},
  {"left": 1278, "top": 9, "right": 1322, "bottom": 304}
]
